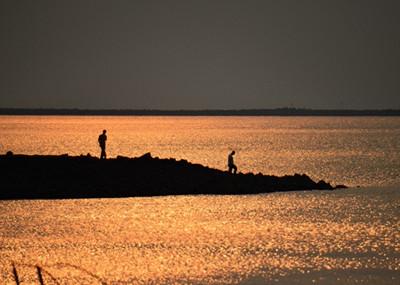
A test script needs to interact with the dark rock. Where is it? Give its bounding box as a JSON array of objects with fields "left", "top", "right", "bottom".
[
  {"left": 116, "top": 155, "right": 129, "bottom": 160},
  {"left": 0, "top": 153, "right": 344, "bottom": 200},
  {"left": 317, "top": 180, "right": 333, "bottom": 190},
  {"left": 335, "top": 184, "right": 348, "bottom": 189},
  {"left": 138, "top": 152, "right": 152, "bottom": 160}
]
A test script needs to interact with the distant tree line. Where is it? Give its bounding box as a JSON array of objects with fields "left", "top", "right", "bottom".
[{"left": 0, "top": 108, "right": 399, "bottom": 116}]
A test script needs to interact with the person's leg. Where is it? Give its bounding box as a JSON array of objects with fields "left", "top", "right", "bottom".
[{"left": 233, "top": 165, "right": 237, "bottom": 174}]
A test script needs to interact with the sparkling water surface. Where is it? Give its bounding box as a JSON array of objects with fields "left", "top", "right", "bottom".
[
  {"left": 1, "top": 116, "right": 399, "bottom": 187},
  {"left": 0, "top": 116, "right": 399, "bottom": 284},
  {"left": 0, "top": 188, "right": 398, "bottom": 284}
]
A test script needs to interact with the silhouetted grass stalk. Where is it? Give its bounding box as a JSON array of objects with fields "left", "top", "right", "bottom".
[
  {"left": 11, "top": 263, "right": 20, "bottom": 285},
  {"left": 9, "top": 262, "right": 104, "bottom": 284},
  {"left": 37, "top": 266, "right": 44, "bottom": 285}
]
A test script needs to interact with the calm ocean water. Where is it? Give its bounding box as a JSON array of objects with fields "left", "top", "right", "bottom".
[
  {"left": 0, "top": 116, "right": 399, "bottom": 284},
  {"left": 0, "top": 116, "right": 399, "bottom": 187}
]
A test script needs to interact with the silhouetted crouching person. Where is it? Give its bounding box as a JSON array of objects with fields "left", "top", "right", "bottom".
[
  {"left": 98, "top": 130, "right": 107, "bottom": 159},
  {"left": 228, "top": 150, "right": 237, "bottom": 174}
]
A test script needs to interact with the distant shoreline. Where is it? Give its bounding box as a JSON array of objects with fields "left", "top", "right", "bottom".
[{"left": 0, "top": 108, "right": 399, "bottom": 116}]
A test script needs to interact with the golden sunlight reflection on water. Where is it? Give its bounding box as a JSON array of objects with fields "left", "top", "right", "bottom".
[
  {"left": 0, "top": 116, "right": 399, "bottom": 187},
  {"left": 0, "top": 188, "right": 399, "bottom": 284}
]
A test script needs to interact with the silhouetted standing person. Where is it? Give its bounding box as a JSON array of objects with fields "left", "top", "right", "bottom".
[
  {"left": 228, "top": 150, "right": 237, "bottom": 174},
  {"left": 98, "top": 130, "right": 107, "bottom": 159}
]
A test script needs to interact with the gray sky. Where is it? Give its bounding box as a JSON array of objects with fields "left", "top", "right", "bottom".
[{"left": 1, "top": 0, "right": 399, "bottom": 109}]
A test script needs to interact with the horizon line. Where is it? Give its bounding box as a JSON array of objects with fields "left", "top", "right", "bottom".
[{"left": 0, "top": 107, "right": 399, "bottom": 116}]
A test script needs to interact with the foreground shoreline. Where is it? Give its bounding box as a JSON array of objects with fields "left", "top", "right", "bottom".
[{"left": 0, "top": 153, "right": 345, "bottom": 200}]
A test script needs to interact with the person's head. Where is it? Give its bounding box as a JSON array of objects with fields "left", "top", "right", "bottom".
[
  {"left": 231, "top": 150, "right": 235, "bottom": 155},
  {"left": 103, "top": 129, "right": 106, "bottom": 134}
]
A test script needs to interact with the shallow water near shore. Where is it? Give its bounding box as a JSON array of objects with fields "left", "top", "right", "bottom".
[{"left": 0, "top": 187, "right": 399, "bottom": 284}]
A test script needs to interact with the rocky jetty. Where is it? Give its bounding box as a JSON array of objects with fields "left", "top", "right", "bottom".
[{"left": 0, "top": 153, "right": 344, "bottom": 200}]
